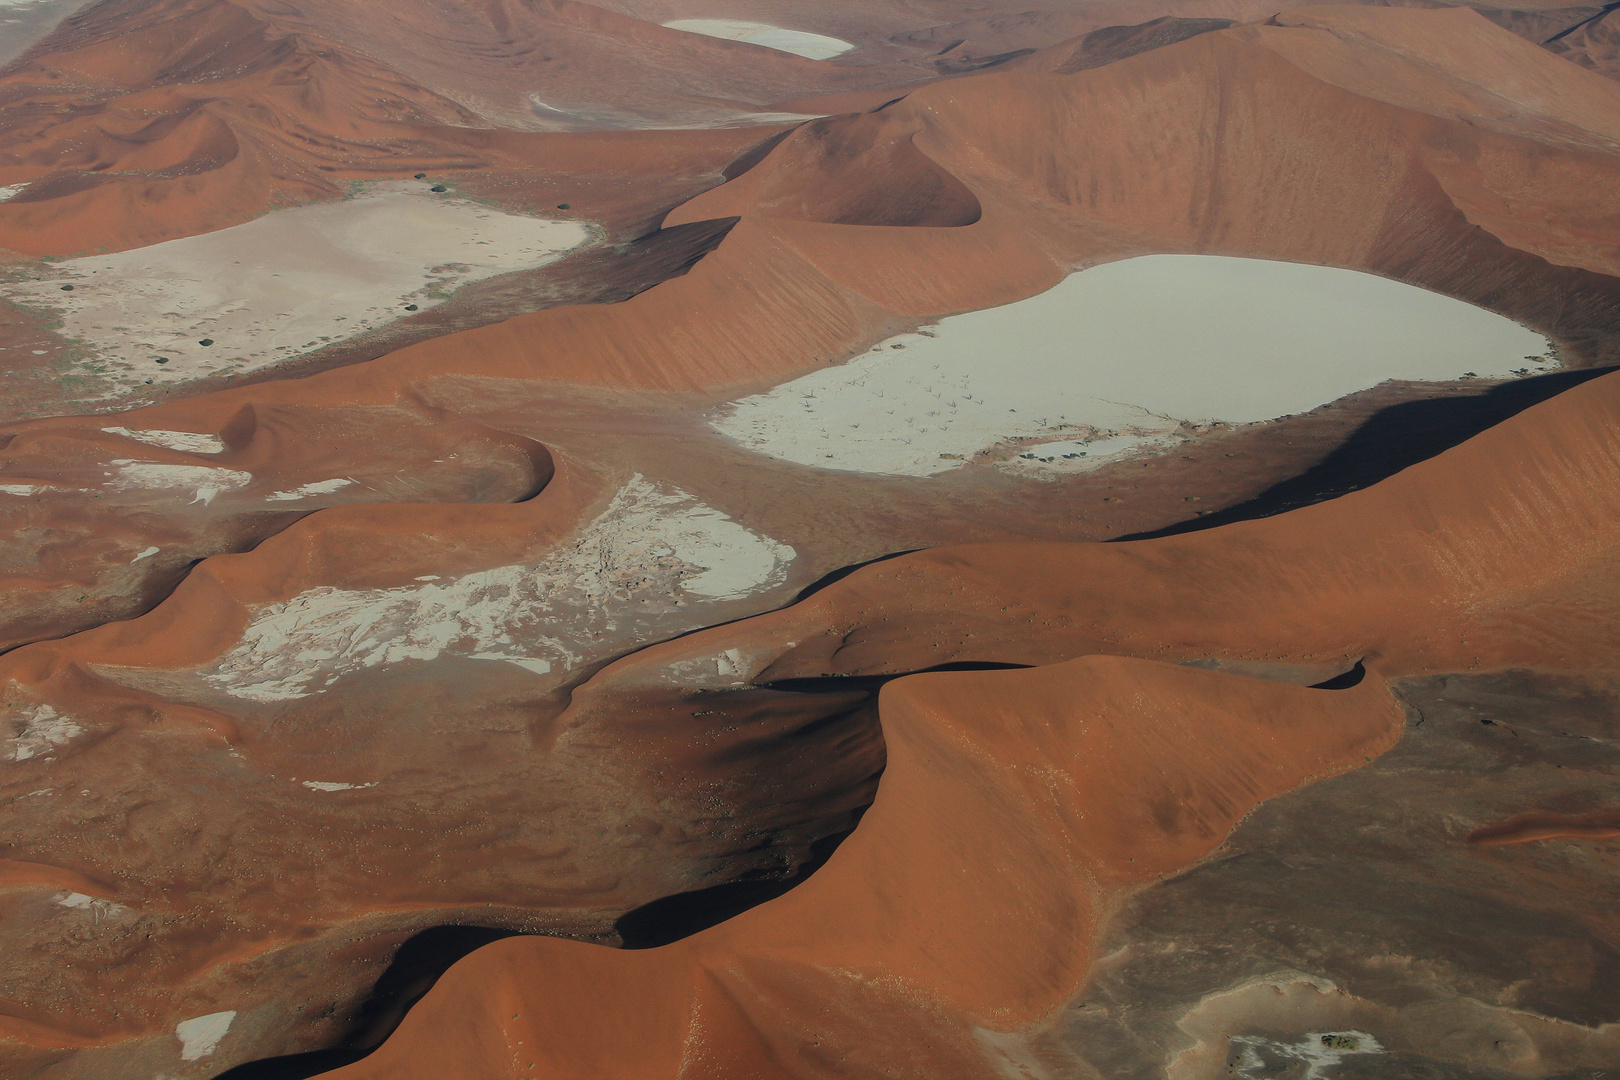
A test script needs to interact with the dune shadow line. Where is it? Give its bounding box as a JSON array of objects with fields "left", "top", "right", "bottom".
[
  {"left": 210, "top": 926, "right": 522, "bottom": 1080},
  {"left": 1122, "top": 367, "right": 1616, "bottom": 541}
]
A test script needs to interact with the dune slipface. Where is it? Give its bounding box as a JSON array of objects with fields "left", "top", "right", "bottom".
[
  {"left": 1, "top": 2, "right": 1620, "bottom": 1078},
  {"left": 293, "top": 350, "right": 1620, "bottom": 1080},
  {"left": 321, "top": 658, "right": 1407, "bottom": 1080}
]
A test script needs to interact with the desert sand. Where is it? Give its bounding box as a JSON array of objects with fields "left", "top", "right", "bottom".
[
  {"left": 0, "top": 2, "right": 1617, "bottom": 1079},
  {"left": 311, "top": 331, "right": 1620, "bottom": 1080}
]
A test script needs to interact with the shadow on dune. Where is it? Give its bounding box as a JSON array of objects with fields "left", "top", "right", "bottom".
[
  {"left": 759, "top": 659, "right": 1032, "bottom": 695},
  {"left": 792, "top": 548, "right": 920, "bottom": 603},
  {"left": 1123, "top": 367, "right": 1618, "bottom": 541},
  {"left": 614, "top": 823, "right": 862, "bottom": 950},
  {"left": 211, "top": 827, "right": 867, "bottom": 1078},
  {"left": 211, "top": 926, "right": 523, "bottom": 1080}
]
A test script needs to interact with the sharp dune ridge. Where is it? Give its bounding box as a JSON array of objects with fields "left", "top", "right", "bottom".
[
  {"left": 302, "top": 331, "right": 1620, "bottom": 1080},
  {"left": 0, "top": 2, "right": 1617, "bottom": 1078},
  {"left": 0, "top": 0, "right": 902, "bottom": 255},
  {"left": 3, "top": 5, "right": 1619, "bottom": 657}
]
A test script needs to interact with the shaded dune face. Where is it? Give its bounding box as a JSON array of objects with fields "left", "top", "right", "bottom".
[
  {"left": 0, "top": 0, "right": 490, "bottom": 254},
  {"left": 711, "top": 111, "right": 984, "bottom": 227},
  {"left": 1050, "top": 15, "right": 1237, "bottom": 73},
  {"left": 13, "top": 6, "right": 1611, "bottom": 666},
  {"left": 0, "top": 0, "right": 928, "bottom": 255}
]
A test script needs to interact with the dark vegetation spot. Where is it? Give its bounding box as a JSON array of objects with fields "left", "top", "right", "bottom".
[{"left": 198, "top": 338, "right": 214, "bottom": 347}]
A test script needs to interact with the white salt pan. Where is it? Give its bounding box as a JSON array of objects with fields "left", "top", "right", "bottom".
[
  {"left": 528, "top": 93, "right": 820, "bottom": 130},
  {"left": 1, "top": 184, "right": 590, "bottom": 399},
  {"left": 56, "top": 891, "right": 127, "bottom": 918},
  {"left": 1002, "top": 433, "right": 1183, "bottom": 475},
  {"left": 207, "top": 476, "right": 794, "bottom": 702},
  {"left": 664, "top": 19, "right": 853, "bottom": 60},
  {"left": 101, "top": 427, "right": 225, "bottom": 454},
  {"left": 7, "top": 704, "right": 82, "bottom": 761},
  {"left": 175, "top": 1012, "right": 235, "bottom": 1061},
  {"left": 714, "top": 255, "right": 1555, "bottom": 477},
  {"left": 266, "top": 478, "right": 355, "bottom": 502},
  {"left": 1229, "top": 1031, "right": 1384, "bottom": 1079},
  {"left": 108, "top": 460, "right": 252, "bottom": 506}
]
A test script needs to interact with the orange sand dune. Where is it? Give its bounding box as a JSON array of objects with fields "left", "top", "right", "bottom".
[
  {"left": 323, "top": 659, "right": 1404, "bottom": 1080},
  {"left": 0, "top": 0, "right": 916, "bottom": 256},
  {"left": 304, "top": 286, "right": 1620, "bottom": 1080},
  {"left": 0, "top": 5, "right": 1617, "bottom": 665},
  {"left": 0, "top": 406, "right": 555, "bottom": 651},
  {"left": 2, "top": 252, "right": 1615, "bottom": 1078},
  {"left": 234, "top": 0, "right": 917, "bottom": 130},
  {"left": 562, "top": 365, "right": 1620, "bottom": 710},
  {"left": 2, "top": 6, "right": 1620, "bottom": 1074}
]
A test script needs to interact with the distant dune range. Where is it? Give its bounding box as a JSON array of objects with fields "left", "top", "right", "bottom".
[
  {"left": 0, "top": 3, "right": 1619, "bottom": 1078},
  {"left": 0, "top": 0, "right": 940, "bottom": 254},
  {"left": 1, "top": 6, "right": 1619, "bottom": 656}
]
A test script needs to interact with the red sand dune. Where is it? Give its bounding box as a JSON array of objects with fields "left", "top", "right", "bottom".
[
  {"left": 0, "top": 3, "right": 1618, "bottom": 1075},
  {"left": 0, "top": 0, "right": 921, "bottom": 256},
  {"left": 312, "top": 361, "right": 1620, "bottom": 1079},
  {"left": 3, "top": 4, "right": 1618, "bottom": 659},
  {"left": 325, "top": 659, "right": 1404, "bottom": 1079}
]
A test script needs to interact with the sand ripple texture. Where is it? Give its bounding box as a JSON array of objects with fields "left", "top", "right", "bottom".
[{"left": 206, "top": 476, "right": 795, "bottom": 702}]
